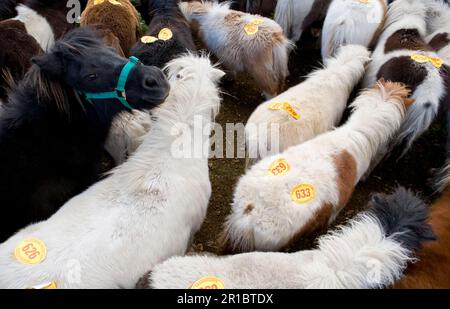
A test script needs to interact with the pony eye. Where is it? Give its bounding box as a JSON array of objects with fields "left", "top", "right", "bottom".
[
  {"left": 176, "top": 74, "right": 182, "bottom": 79},
  {"left": 88, "top": 73, "right": 97, "bottom": 80}
]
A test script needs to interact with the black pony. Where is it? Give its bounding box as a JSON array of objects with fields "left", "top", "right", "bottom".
[
  {"left": 131, "top": 0, "right": 196, "bottom": 68},
  {"left": 0, "top": 27, "right": 169, "bottom": 241}
]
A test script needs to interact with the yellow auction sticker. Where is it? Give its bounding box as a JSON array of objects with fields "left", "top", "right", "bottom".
[
  {"left": 244, "top": 23, "right": 259, "bottom": 36},
  {"left": 29, "top": 282, "right": 58, "bottom": 289},
  {"left": 94, "top": 0, "right": 122, "bottom": 5},
  {"left": 291, "top": 184, "right": 315, "bottom": 204},
  {"left": 358, "top": 0, "right": 371, "bottom": 4},
  {"left": 411, "top": 54, "right": 443, "bottom": 69},
  {"left": 268, "top": 102, "right": 284, "bottom": 110},
  {"left": 268, "top": 159, "right": 290, "bottom": 176},
  {"left": 251, "top": 18, "right": 265, "bottom": 25},
  {"left": 191, "top": 276, "right": 225, "bottom": 289},
  {"left": 158, "top": 28, "right": 173, "bottom": 41},
  {"left": 283, "top": 102, "right": 300, "bottom": 120},
  {"left": 141, "top": 36, "right": 159, "bottom": 44},
  {"left": 14, "top": 238, "right": 47, "bottom": 265}
]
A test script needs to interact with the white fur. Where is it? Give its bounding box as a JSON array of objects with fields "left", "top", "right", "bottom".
[
  {"left": 0, "top": 54, "right": 224, "bottom": 289},
  {"left": 105, "top": 110, "right": 153, "bottom": 165},
  {"left": 362, "top": 0, "right": 446, "bottom": 162},
  {"left": 274, "top": 0, "right": 315, "bottom": 42},
  {"left": 150, "top": 212, "right": 412, "bottom": 289},
  {"left": 13, "top": 4, "right": 55, "bottom": 52},
  {"left": 321, "top": 0, "right": 387, "bottom": 59},
  {"left": 246, "top": 44, "right": 370, "bottom": 162},
  {"left": 179, "top": 1, "right": 293, "bottom": 98},
  {"left": 225, "top": 82, "right": 408, "bottom": 252}
]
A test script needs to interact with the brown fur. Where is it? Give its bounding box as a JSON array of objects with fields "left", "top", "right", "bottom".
[
  {"left": 384, "top": 29, "right": 433, "bottom": 53},
  {"left": 0, "top": 19, "right": 42, "bottom": 101},
  {"left": 90, "top": 24, "right": 125, "bottom": 56},
  {"left": 333, "top": 150, "right": 358, "bottom": 209},
  {"left": 81, "top": 0, "right": 140, "bottom": 57},
  {"left": 428, "top": 33, "right": 450, "bottom": 52},
  {"left": 394, "top": 186, "right": 450, "bottom": 289},
  {"left": 224, "top": 11, "right": 244, "bottom": 22},
  {"left": 377, "top": 56, "right": 428, "bottom": 93},
  {"left": 377, "top": 79, "right": 412, "bottom": 107},
  {"left": 244, "top": 204, "right": 254, "bottom": 214},
  {"left": 282, "top": 203, "right": 334, "bottom": 250},
  {"left": 31, "top": 5, "right": 75, "bottom": 39},
  {"left": 136, "top": 271, "right": 152, "bottom": 289}
]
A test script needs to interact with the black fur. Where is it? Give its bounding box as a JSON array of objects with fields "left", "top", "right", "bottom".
[
  {"left": 368, "top": 187, "right": 436, "bottom": 253},
  {"left": 0, "top": 27, "right": 169, "bottom": 241},
  {"left": 0, "top": 0, "right": 18, "bottom": 21},
  {"left": 131, "top": 0, "right": 196, "bottom": 68}
]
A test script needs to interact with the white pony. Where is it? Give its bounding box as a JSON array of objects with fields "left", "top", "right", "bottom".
[
  {"left": 0, "top": 54, "right": 224, "bottom": 289},
  {"left": 321, "top": 0, "right": 387, "bottom": 60},
  {"left": 224, "top": 81, "right": 412, "bottom": 252},
  {"left": 148, "top": 187, "right": 434, "bottom": 289},
  {"left": 274, "top": 0, "right": 330, "bottom": 43},
  {"left": 179, "top": 1, "right": 293, "bottom": 98},
  {"left": 246, "top": 44, "right": 370, "bottom": 163},
  {"left": 363, "top": 0, "right": 448, "bottom": 159}
]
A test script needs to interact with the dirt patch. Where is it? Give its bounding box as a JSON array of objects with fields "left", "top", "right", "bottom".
[{"left": 191, "top": 33, "right": 447, "bottom": 254}]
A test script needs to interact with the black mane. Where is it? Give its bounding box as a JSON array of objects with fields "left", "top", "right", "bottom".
[{"left": 0, "top": 0, "right": 18, "bottom": 20}]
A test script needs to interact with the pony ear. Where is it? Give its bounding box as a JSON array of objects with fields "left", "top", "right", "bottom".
[
  {"left": 31, "top": 51, "right": 64, "bottom": 77},
  {"left": 211, "top": 68, "right": 225, "bottom": 82}
]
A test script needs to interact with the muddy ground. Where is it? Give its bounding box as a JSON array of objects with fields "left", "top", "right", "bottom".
[{"left": 191, "top": 34, "right": 447, "bottom": 254}]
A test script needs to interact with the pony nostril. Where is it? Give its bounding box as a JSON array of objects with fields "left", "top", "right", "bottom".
[{"left": 144, "top": 78, "right": 158, "bottom": 89}]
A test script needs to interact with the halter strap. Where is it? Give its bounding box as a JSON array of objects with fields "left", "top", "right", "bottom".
[{"left": 79, "top": 56, "right": 141, "bottom": 110}]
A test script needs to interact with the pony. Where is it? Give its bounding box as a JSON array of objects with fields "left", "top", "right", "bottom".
[
  {"left": 363, "top": 0, "right": 450, "bottom": 161},
  {"left": 245, "top": 44, "right": 370, "bottom": 164},
  {"left": 321, "top": 0, "right": 387, "bottom": 60},
  {"left": 131, "top": 0, "right": 196, "bottom": 68},
  {"left": 223, "top": 80, "right": 413, "bottom": 252},
  {"left": 0, "top": 0, "right": 19, "bottom": 21},
  {"left": 274, "top": 0, "right": 331, "bottom": 43},
  {"left": 0, "top": 27, "right": 169, "bottom": 242},
  {"left": 0, "top": 54, "right": 224, "bottom": 289},
  {"left": 179, "top": 0, "right": 293, "bottom": 98},
  {"left": 145, "top": 187, "right": 434, "bottom": 289},
  {"left": 0, "top": 0, "right": 80, "bottom": 106},
  {"left": 394, "top": 143, "right": 450, "bottom": 288},
  {"left": 80, "top": 0, "right": 141, "bottom": 57},
  {"left": 425, "top": 0, "right": 450, "bottom": 63}
]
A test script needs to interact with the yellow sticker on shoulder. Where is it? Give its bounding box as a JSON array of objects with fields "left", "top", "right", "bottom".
[
  {"left": 283, "top": 102, "right": 300, "bottom": 120},
  {"left": 191, "top": 276, "right": 225, "bottom": 289},
  {"left": 411, "top": 54, "right": 443, "bottom": 69},
  {"left": 268, "top": 102, "right": 284, "bottom": 110},
  {"left": 29, "top": 282, "right": 58, "bottom": 289},
  {"left": 268, "top": 159, "right": 290, "bottom": 176},
  {"left": 141, "top": 36, "right": 158, "bottom": 44},
  {"left": 244, "top": 23, "right": 259, "bottom": 36},
  {"left": 158, "top": 28, "right": 173, "bottom": 41},
  {"left": 291, "top": 184, "right": 315, "bottom": 204},
  {"left": 251, "top": 18, "right": 265, "bottom": 25},
  {"left": 14, "top": 238, "right": 47, "bottom": 265}
]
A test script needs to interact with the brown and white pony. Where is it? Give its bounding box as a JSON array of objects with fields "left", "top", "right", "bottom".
[
  {"left": 80, "top": 0, "right": 141, "bottom": 57},
  {"left": 363, "top": 0, "right": 450, "bottom": 170},
  {"left": 179, "top": 1, "right": 293, "bottom": 98}
]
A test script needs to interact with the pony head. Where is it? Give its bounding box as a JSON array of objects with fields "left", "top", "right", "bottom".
[{"left": 31, "top": 27, "right": 170, "bottom": 111}]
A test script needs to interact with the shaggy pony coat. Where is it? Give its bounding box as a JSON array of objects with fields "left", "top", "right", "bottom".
[
  {"left": 147, "top": 187, "right": 434, "bottom": 289},
  {"left": 81, "top": 0, "right": 141, "bottom": 57},
  {"left": 425, "top": 0, "right": 450, "bottom": 64},
  {"left": 0, "top": 54, "right": 224, "bottom": 289},
  {"left": 224, "top": 81, "right": 412, "bottom": 252},
  {"left": 131, "top": 0, "right": 196, "bottom": 68},
  {"left": 0, "top": 28, "right": 169, "bottom": 242},
  {"left": 245, "top": 44, "right": 370, "bottom": 162},
  {"left": 363, "top": 0, "right": 449, "bottom": 159},
  {"left": 179, "top": 1, "right": 292, "bottom": 98},
  {"left": 321, "top": 0, "right": 387, "bottom": 60}
]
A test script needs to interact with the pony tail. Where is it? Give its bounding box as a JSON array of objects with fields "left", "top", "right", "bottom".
[{"left": 274, "top": 0, "right": 294, "bottom": 38}]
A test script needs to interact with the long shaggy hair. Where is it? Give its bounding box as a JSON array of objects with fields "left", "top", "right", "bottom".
[
  {"left": 147, "top": 187, "right": 433, "bottom": 289},
  {"left": 223, "top": 80, "right": 411, "bottom": 253},
  {"left": 245, "top": 44, "right": 370, "bottom": 163},
  {"left": 179, "top": 0, "right": 293, "bottom": 98}
]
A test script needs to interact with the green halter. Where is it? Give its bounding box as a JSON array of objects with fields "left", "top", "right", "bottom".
[{"left": 79, "top": 56, "right": 141, "bottom": 110}]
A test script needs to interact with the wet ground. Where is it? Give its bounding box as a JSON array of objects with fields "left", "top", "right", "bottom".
[{"left": 191, "top": 34, "right": 447, "bottom": 254}]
